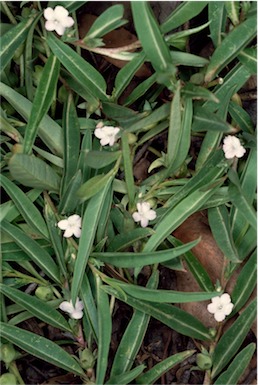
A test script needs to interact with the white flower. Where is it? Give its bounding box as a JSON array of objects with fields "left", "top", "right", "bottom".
[
  {"left": 57, "top": 214, "right": 82, "bottom": 238},
  {"left": 59, "top": 298, "right": 84, "bottom": 319},
  {"left": 207, "top": 293, "right": 234, "bottom": 322},
  {"left": 222, "top": 135, "right": 246, "bottom": 159},
  {"left": 132, "top": 202, "right": 157, "bottom": 228},
  {"left": 44, "top": 6, "right": 74, "bottom": 36},
  {"left": 94, "top": 122, "right": 120, "bottom": 146}
]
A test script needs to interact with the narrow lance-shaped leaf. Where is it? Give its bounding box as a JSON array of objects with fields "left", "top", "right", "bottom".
[
  {"left": 214, "top": 343, "right": 256, "bottom": 385},
  {"left": 0, "top": 322, "right": 84, "bottom": 375},
  {"left": 102, "top": 285, "right": 212, "bottom": 341},
  {"left": 47, "top": 34, "right": 108, "bottom": 101},
  {"left": 0, "top": 15, "right": 36, "bottom": 71},
  {"left": 92, "top": 238, "right": 200, "bottom": 268},
  {"left": 208, "top": 205, "right": 240, "bottom": 262},
  {"left": 0, "top": 82, "right": 63, "bottom": 156},
  {"left": 1, "top": 220, "right": 60, "bottom": 283},
  {"left": 136, "top": 350, "right": 195, "bottom": 384},
  {"left": 0, "top": 174, "right": 48, "bottom": 239},
  {"left": 71, "top": 179, "right": 113, "bottom": 303},
  {"left": 23, "top": 54, "right": 60, "bottom": 154},
  {"left": 0, "top": 284, "right": 70, "bottom": 332},
  {"left": 205, "top": 15, "right": 256, "bottom": 82},
  {"left": 110, "top": 271, "right": 159, "bottom": 377},
  {"left": 167, "top": 81, "right": 181, "bottom": 166},
  {"left": 95, "top": 275, "right": 112, "bottom": 385},
  {"left": 85, "top": 4, "right": 127, "bottom": 39},
  {"left": 61, "top": 93, "right": 80, "bottom": 196},
  {"left": 237, "top": 47, "right": 257, "bottom": 75},
  {"left": 131, "top": 2, "right": 173, "bottom": 73},
  {"left": 208, "top": 2, "right": 226, "bottom": 47},
  {"left": 9, "top": 153, "right": 61, "bottom": 192},
  {"left": 161, "top": 2, "right": 208, "bottom": 34},
  {"left": 211, "top": 299, "right": 257, "bottom": 378}
]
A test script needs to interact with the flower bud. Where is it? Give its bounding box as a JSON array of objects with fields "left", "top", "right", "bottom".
[
  {"left": 196, "top": 353, "right": 212, "bottom": 370},
  {"left": 127, "top": 133, "right": 137, "bottom": 145},
  {"left": 0, "top": 344, "right": 17, "bottom": 364},
  {"left": 35, "top": 286, "right": 53, "bottom": 301},
  {"left": 0, "top": 373, "right": 17, "bottom": 385},
  {"left": 79, "top": 348, "right": 96, "bottom": 370}
]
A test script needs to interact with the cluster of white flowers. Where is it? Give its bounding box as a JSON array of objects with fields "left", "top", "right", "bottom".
[
  {"left": 207, "top": 293, "right": 234, "bottom": 322},
  {"left": 59, "top": 297, "right": 84, "bottom": 319},
  {"left": 44, "top": 6, "right": 74, "bottom": 36},
  {"left": 94, "top": 122, "right": 120, "bottom": 147},
  {"left": 132, "top": 202, "right": 157, "bottom": 228},
  {"left": 222, "top": 135, "right": 246, "bottom": 159},
  {"left": 57, "top": 214, "right": 81, "bottom": 238}
]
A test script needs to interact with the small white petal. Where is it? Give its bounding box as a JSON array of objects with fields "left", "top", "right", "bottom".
[
  {"left": 140, "top": 218, "right": 149, "bottom": 228},
  {"left": 71, "top": 310, "right": 84, "bottom": 319},
  {"left": 57, "top": 219, "right": 69, "bottom": 230},
  {"left": 55, "top": 24, "right": 66, "bottom": 36},
  {"left": 62, "top": 16, "right": 75, "bottom": 28},
  {"left": 224, "top": 303, "right": 234, "bottom": 315},
  {"left": 45, "top": 20, "right": 56, "bottom": 31},
  {"left": 63, "top": 227, "right": 74, "bottom": 238},
  {"left": 132, "top": 212, "right": 141, "bottom": 222},
  {"left": 59, "top": 300, "right": 73, "bottom": 313},
  {"left": 44, "top": 7, "right": 55, "bottom": 20},
  {"left": 75, "top": 298, "right": 84, "bottom": 311},
  {"left": 145, "top": 210, "right": 157, "bottom": 220},
  {"left": 73, "top": 227, "right": 82, "bottom": 238},
  {"left": 100, "top": 137, "right": 111, "bottom": 146},
  {"left": 220, "top": 293, "right": 231, "bottom": 304},
  {"left": 54, "top": 5, "right": 69, "bottom": 19},
  {"left": 207, "top": 303, "right": 217, "bottom": 314},
  {"left": 214, "top": 311, "right": 226, "bottom": 322}
]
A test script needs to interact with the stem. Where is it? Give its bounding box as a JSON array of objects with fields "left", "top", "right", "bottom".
[
  {"left": 9, "top": 361, "right": 25, "bottom": 385},
  {"left": 2, "top": 2, "right": 17, "bottom": 24}
]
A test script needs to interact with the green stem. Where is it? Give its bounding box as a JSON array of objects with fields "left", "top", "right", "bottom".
[
  {"left": 9, "top": 361, "right": 25, "bottom": 385},
  {"left": 2, "top": 2, "right": 17, "bottom": 24}
]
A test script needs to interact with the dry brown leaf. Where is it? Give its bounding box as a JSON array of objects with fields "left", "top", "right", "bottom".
[{"left": 173, "top": 211, "right": 256, "bottom": 332}]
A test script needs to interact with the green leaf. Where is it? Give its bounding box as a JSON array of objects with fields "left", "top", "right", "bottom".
[
  {"left": 230, "top": 250, "right": 257, "bottom": 316},
  {"left": 144, "top": 185, "right": 221, "bottom": 253},
  {"left": 229, "top": 184, "right": 257, "bottom": 233},
  {"left": 214, "top": 343, "right": 256, "bottom": 385},
  {"left": 238, "top": 47, "right": 257, "bottom": 74},
  {"left": 110, "top": 271, "right": 158, "bottom": 377},
  {"left": 131, "top": 2, "right": 173, "bottom": 73},
  {"left": 1, "top": 220, "right": 60, "bottom": 283},
  {"left": 121, "top": 131, "right": 135, "bottom": 207},
  {"left": 211, "top": 299, "right": 257, "bottom": 378},
  {"left": 0, "top": 322, "right": 84, "bottom": 375},
  {"left": 123, "top": 73, "right": 157, "bottom": 107},
  {"left": 0, "top": 175, "right": 48, "bottom": 239},
  {"left": 192, "top": 109, "right": 232, "bottom": 133},
  {"left": 71, "top": 179, "right": 113, "bottom": 303},
  {"left": 107, "top": 227, "right": 154, "bottom": 252},
  {"left": 126, "top": 102, "right": 170, "bottom": 133},
  {"left": 228, "top": 100, "right": 254, "bottom": 134},
  {"left": 182, "top": 83, "right": 219, "bottom": 102},
  {"left": 77, "top": 173, "right": 114, "bottom": 203},
  {"left": 80, "top": 274, "right": 98, "bottom": 341},
  {"left": 102, "top": 286, "right": 211, "bottom": 341},
  {"left": 85, "top": 4, "right": 127, "bottom": 39},
  {"left": 0, "top": 15, "right": 36, "bottom": 71},
  {"left": 167, "top": 81, "right": 181, "bottom": 166},
  {"left": 208, "top": 205, "right": 240, "bottom": 262},
  {"left": 225, "top": 1, "right": 240, "bottom": 25},
  {"left": 161, "top": 2, "right": 208, "bottom": 34},
  {"left": 44, "top": 199, "right": 67, "bottom": 278},
  {"left": 136, "top": 350, "right": 195, "bottom": 384},
  {"left": 85, "top": 150, "right": 121, "bottom": 169},
  {"left": 95, "top": 275, "right": 112, "bottom": 385},
  {"left": 114, "top": 51, "right": 146, "bottom": 101},
  {"left": 106, "top": 278, "right": 220, "bottom": 303},
  {"left": 107, "top": 365, "right": 146, "bottom": 385},
  {"left": 9, "top": 153, "right": 61, "bottom": 192},
  {"left": 92, "top": 238, "right": 200, "bottom": 268},
  {"left": 58, "top": 170, "right": 82, "bottom": 215},
  {"left": 0, "top": 82, "right": 63, "bottom": 156},
  {"left": 208, "top": 2, "right": 226, "bottom": 47},
  {"left": 48, "top": 1, "right": 86, "bottom": 12},
  {"left": 205, "top": 15, "right": 257, "bottom": 82},
  {"left": 0, "top": 284, "right": 70, "bottom": 332},
  {"left": 47, "top": 34, "right": 108, "bottom": 101},
  {"left": 168, "top": 236, "right": 214, "bottom": 292},
  {"left": 23, "top": 54, "right": 60, "bottom": 154},
  {"left": 61, "top": 93, "right": 80, "bottom": 195}
]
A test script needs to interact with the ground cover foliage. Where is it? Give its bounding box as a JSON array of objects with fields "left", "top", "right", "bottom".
[{"left": 0, "top": 1, "right": 257, "bottom": 384}]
